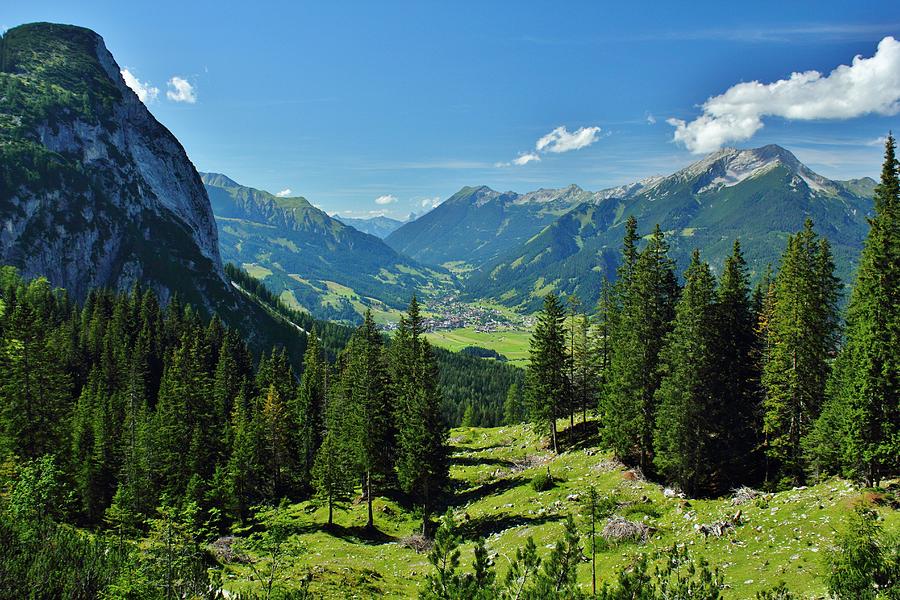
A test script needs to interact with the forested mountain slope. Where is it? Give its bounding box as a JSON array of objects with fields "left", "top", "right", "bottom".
[
  {"left": 204, "top": 173, "right": 453, "bottom": 322},
  {"left": 385, "top": 184, "right": 593, "bottom": 268},
  {"left": 465, "top": 146, "right": 875, "bottom": 310}
]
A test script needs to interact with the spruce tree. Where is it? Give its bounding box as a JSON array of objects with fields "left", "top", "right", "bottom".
[
  {"left": 261, "top": 384, "right": 291, "bottom": 499},
  {"left": 714, "top": 240, "right": 762, "bottom": 487},
  {"left": 344, "top": 311, "right": 394, "bottom": 529},
  {"left": 226, "top": 392, "right": 261, "bottom": 522},
  {"left": 602, "top": 223, "right": 678, "bottom": 470},
  {"left": 392, "top": 296, "right": 449, "bottom": 535},
  {"left": 761, "top": 220, "right": 840, "bottom": 486},
  {"left": 293, "top": 328, "right": 326, "bottom": 488},
  {"left": 312, "top": 369, "right": 357, "bottom": 526},
  {"left": 0, "top": 277, "right": 71, "bottom": 459},
  {"left": 813, "top": 134, "right": 900, "bottom": 486},
  {"left": 503, "top": 383, "right": 524, "bottom": 425},
  {"left": 526, "top": 293, "right": 569, "bottom": 453},
  {"left": 572, "top": 313, "right": 596, "bottom": 424},
  {"left": 566, "top": 295, "right": 582, "bottom": 428},
  {"left": 654, "top": 250, "right": 719, "bottom": 496}
]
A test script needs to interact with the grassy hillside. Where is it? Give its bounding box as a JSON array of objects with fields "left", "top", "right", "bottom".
[
  {"left": 219, "top": 420, "right": 897, "bottom": 598},
  {"left": 205, "top": 173, "right": 454, "bottom": 322}
]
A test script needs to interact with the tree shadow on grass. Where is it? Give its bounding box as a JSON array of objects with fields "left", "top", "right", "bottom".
[
  {"left": 456, "top": 511, "right": 559, "bottom": 541},
  {"left": 560, "top": 419, "right": 600, "bottom": 452},
  {"left": 451, "top": 475, "right": 527, "bottom": 506},
  {"left": 450, "top": 454, "right": 516, "bottom": 468},
  {"left": 319, "top": 522, "right": 399, "bottom": 545}
]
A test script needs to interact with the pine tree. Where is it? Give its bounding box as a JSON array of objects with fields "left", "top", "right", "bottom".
[
  {"left": 0, "top": 277, "right": 71, "bottom": 459},
  {"left": 392, "top": 296, "right": 449, "bottom": 535},
  {"left": 293, "top": 328, "right": 326, "bottom": 488},
  {"left": 654, "top": 250, "right": 720, "bottom": 496},
  {"left": 713, "top": 240, "right": 762, "bottom": 488},
  {"left": 503, "top": 383, "right": 524, "bottom": 425},
  {"left": 344, "top": 311, "right": 394, "bottom": 529},
  {"left": 602, "top": 223, "right": 678, "bottom": 470},
  {"left": 761, "top": 220, "right": 840, "bottom": 486},
  {"left": 813, "top": 134, "right": 900, "bottom": 486},
  {"left": 528, "top": 516, "right": 584, "bottom": 598},
  {"left": 312, "top": 367, "right": 357, "bottom": 526},
  {"left": 526, "top": 293, "right": 569, "bottom": 453}
]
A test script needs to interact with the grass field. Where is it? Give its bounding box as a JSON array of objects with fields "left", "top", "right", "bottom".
[
  {"left": 221, "top": 420, "right": 897, "bottom": 598},
  {"left": 424, "top": 327, "right": 532, "bottom": 366}
]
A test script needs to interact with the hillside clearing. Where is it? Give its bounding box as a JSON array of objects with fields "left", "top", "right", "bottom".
[{"left": 221, "top": 421, "right": 897, "bottom": 598}]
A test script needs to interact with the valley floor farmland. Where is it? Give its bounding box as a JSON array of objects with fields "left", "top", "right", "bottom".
[
  {"left": 424, "top": 327, "right": 532, "bottom": 366},
  {"left": 220, "top": 421, "right": 896, "bottom": 598}
]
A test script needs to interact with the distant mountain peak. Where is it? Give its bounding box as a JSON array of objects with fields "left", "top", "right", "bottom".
[{"left": 200, "top": 172, "right": 241, "bottom": 189}]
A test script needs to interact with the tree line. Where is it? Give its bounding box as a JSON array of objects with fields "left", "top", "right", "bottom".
[
  {"left": 0, "top": 259, "right": 453, "bottom": 534},
  {"left": 525, "top": 135, "right": 900, "bottom": 495}
]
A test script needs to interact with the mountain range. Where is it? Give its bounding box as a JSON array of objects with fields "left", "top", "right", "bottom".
[
  {"left": 389, "top": 146, "right": 876, "bottom": 310},
  {"left": 0, "top": 23, "right": 878, "bottom": 325},
  {"left": 386, "top": 184, "right": 595, "bottom": 270},
  {"left": 334, "top": 215, "right": 405, "bottom": 238},
  {"left": 203, "top": 173, "right": 451, "bottom": 321}
]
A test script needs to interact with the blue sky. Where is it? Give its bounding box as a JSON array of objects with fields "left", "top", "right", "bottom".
[{"left": 4, "top": 1, "right": 900, "bottom": 218}]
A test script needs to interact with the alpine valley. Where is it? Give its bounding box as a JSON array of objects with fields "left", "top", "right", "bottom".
[
  {"left": 389, "top": 146, "right": 876, "bottom": 311},
  {"left": 1, "top": 17, "right": 899, "bottom": 600},
  {"left": 202, "top": 172, "right": 452, "bottom": 322}
]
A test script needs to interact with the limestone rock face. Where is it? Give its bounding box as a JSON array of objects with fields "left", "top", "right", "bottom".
[{"left": 0, "top": 23, "right": 225, "bottom": 308}]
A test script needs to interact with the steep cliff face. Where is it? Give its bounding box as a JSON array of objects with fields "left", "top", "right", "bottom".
[{"left": 0, "top": 22, "right": 224, "bottom": 308}]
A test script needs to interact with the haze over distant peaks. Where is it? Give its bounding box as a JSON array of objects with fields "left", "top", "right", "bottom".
[{"left": 334, "top": 215, "right": 405, "bottom": 238}]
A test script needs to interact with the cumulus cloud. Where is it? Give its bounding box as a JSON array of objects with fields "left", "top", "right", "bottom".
[
  {"left": 275, "top": 188, "right": 292, "bottom": 197},
  {"left": 166, "top": 76, "right": 197, "bottom": 103},
  {"left": 375, "top": 194, "right": 398, "bottom": 205},
  {"left": 499, "top": 125, "right": 602, "bottom": 166},
  {"left": 536, "top": 126, "right": 602, "bottom": 153},
  {"left": 669, "top": 36, "right": 900, "bottom": 153},
  {"left": 646, "top": 113, "right": 657, "bottom": 125},
  {"left": 513, "top": 152, "right": 542, "bottom": 165},
  {"left": 121, "top": 68, "right": 159, "bottom": 104},
  {"left": 420, "top": 196, "right": 442, "bottom": 208}
]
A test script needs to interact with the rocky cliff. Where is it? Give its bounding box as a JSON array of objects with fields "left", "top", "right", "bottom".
[{"left": 0, "top": 22, "right": 224, "bottom": 308}]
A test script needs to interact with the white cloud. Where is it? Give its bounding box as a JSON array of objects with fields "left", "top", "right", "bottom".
[
  {"left": 420, "top": 196, "right": 442, "bottom": 209},
  {"left": 513, "top": 152, "right": 542, "bottom": 165},
  {"left": 275, "top": 188, "right": 292, "bottom": 197},
  {"left": 646, "top": 113, "right": 657, "bottom": 125},
  {"left": 669, "top": 36, "right": 900, "bottom": 154},
  {"left": 499, "top": 125, "right": 602, "bottom": 166},
  {"left": 121, "top": 68, "right": 159, "bottom": 104},
  {"left": 536, "top": 125, "right": 602, "bottom": 153},
  {"left": 166, "top": 76, "right": 197, "bottom": 103},
  {"left": 375, "top": 194, "right": 398, "bottom": 205}
]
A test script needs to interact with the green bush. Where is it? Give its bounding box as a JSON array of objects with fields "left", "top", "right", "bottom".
[
  {"left": 531, "top": 470, "right": 554, "bottom": 492},
  {"left": 824, "top": 505, "right": 899, "bottom": 599}
]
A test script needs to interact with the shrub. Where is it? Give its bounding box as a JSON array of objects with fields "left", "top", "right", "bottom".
[
  {"left": 531, "top": 470, "right": 554, "bottom": 492},
  {"left": 824, "top": 505, "right": 899, "bottom": 599}
]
